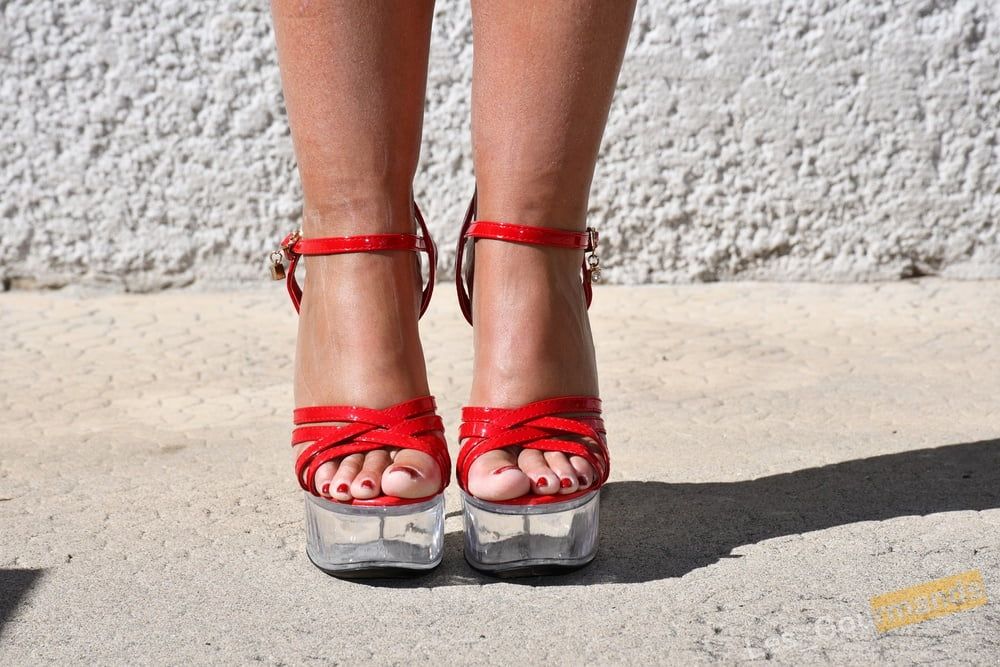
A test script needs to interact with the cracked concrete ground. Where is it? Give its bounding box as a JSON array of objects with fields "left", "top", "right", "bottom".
[{"left": 1, "top": 281, "right": 998, "bottom": 665}]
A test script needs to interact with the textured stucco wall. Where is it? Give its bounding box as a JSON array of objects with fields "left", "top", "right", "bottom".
[{"left": 1, "top": 0, "right": 998, "bottom": 290}]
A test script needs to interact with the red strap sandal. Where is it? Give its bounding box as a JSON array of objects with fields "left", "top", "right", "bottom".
[
  {"left": 454, "top": 191, "right": 608, "bottom": 576},
  {"left": 270, "top": 202, "right": 450, "bottom": 578}
]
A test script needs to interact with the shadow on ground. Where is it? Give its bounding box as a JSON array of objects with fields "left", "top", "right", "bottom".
[
  {"left": 0, "top": 569, "right": 44, "bottom": 638},
  {"left": 369, "top": 438, "right": 999, "bottom": 588}
]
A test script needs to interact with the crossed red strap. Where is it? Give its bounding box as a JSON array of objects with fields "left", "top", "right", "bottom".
[
  {"left": 292, "top": 396, "right": 451, "bottom": 506},
  {"left": 456, "top": 396, "right": 609, "bottom": 504}
]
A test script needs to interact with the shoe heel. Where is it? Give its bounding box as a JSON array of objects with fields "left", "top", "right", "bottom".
[
  {"left": 304, "top": 493, "right": 444, "bottom": 578},
  {"left": 461, "top": 489, "right": 600, "bottom": 576}
]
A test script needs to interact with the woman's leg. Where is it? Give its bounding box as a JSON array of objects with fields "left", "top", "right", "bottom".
[
  {"left": 465, "top": 0, "right": 637, "bottom": 500},
  {"left": 271, "top": 0, "right": 439, "bottom": 500}
]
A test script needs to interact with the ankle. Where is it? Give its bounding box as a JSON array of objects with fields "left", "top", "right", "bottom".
[
  {"left": 469, "top": 245, "right": 595, "bottom": 359},
  {"left": 469, "top": 237, "right": 589, "bottom": 320},
  {"left": 302, "top": 192, "right": 416, "bottom": 237},
  {"left": 300, "top": 248, "right": 425, "bottom": 320},
  {"left": 475, "top": 183, "right": 590, "bottom": 232}
]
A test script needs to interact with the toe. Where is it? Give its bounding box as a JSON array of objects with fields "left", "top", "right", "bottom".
[
  {"left": 569, "top": 455, "right": 596, "bottom": 489},
  {"left": 467, "top": 448, "right": 531, "bottom": 501},
  {"left": 351, "top": 450, "right": 390, "bottom": 499},
  {"left": 314, "top": 461, "right": 338, "bottom": 498},
  {"left": 543, "top": 451, "right": 579, "bottom": 494},
  {"left": 293, "top": 443, "right": 338, "bottom": 498},
  {"left": 329, "top": 453, "right": 364, "bottom": 501},
  {"left": 382, "top": 448, "right": 441, "bottom": 498},
  {"left": 517, "top": 449, "right": 559, "bottom": 495}
]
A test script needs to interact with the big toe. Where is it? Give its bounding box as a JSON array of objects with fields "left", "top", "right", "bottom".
[
  {"left": 467, "top": 448, "right": 533, "bottom": 501},
  {"left": 381, "top": 448, "right": 441, "bottom": 498}
]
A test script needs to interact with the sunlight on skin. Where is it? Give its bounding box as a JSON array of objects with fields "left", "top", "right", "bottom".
[
  {"left": 271, "top": 0, "right": 635, "bottom": 500},
  {"left": 464, "top": 0, "right": 636, "bottom": 499}
]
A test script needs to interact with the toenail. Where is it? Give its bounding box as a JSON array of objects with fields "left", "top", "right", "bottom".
[
  {"left": 336, "top": 483, "right": 349, "bottom": 494},
  {"left": 390, "top": 466, "right": 420, "bottom": 479},
  {"left": 535, "top": 477, "right": 549, "bottom": 488},
  {"left": 492, "top": 465, "right": 520, "bottom": 476},
  {"left": 360, "top": 479, "right": 374, "bottom": 490},
  {"left": 560, "top": 478, "right": 572, "bottom": 489},
  {"left": 320, "top": 482, "right": 330, "bottom": 496}
]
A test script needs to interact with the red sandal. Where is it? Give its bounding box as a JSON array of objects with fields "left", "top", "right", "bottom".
[
  {"left": 270, "top": 202, "right": 451, "bottom": 578},
  {"left": 454, "top": 191, "right": 609, "bottom": 576}
]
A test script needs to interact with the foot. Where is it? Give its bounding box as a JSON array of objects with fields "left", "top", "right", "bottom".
[
  {"left": 465, "top": 237, "right": 600, "bottom": 501},
  {"left": 292, "top": 212, "right": 441, "bottom": 502}
]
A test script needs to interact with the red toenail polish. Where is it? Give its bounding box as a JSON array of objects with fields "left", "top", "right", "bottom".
[
  {"left": 536, "top": 477, "right": 549, "bottom": 488},
  {"left": 578, "top": 476, "right": 588, "bottom": 486},
  {"left": 361, "top": 479, "right": 374, "bottom": 490},
  {"left": 320, "top": 482, "right": 330, "bottom": 496},
  {"left": 392, "top": 466, "right": 420, "bottom": 479},
  {"left": 560, "top": 478, "right": 572, "bottom": 489},
  {"left": 493, "top": 465, "right": 520, "bottom": 476},
  {"left": 336, "top": 483, "right": 349, "bottom": 494}
]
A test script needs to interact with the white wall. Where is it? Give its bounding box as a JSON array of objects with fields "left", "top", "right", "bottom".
[{"left": 1, "top": 0, "right": 998, "bottom": 290}]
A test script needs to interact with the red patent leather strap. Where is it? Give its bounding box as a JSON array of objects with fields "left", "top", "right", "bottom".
[
  {"left": 455, "top": 190, "right": 596, "bottom": 324},
  {"left": 456, "top": 396, "right": 609, "bottom": 506},
  {"left": 465, "top": 221, "right": 593, "bottom": 250},
  {"left": 283, "top": 202, "right": 436, "bottom": 316},
  {"left": 293, "top": 396, "right": 451, "bottom": 506}
]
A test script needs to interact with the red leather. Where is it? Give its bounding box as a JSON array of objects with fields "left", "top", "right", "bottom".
[
  {"left": 283, "top": 202, "right": 436, "bottom": 316},
  {"left": 455, "top": 190, "right": 596, "bottom": 324},
  {"left": 456, "top": 396, "right": 609, "bottom": 505},
  {"left": 276, "top": 202, "right": 449, "bottom": 505},
  {"left": 293, "top": 396, "right": 451, "bottom": 506},
  {"left": 466, "top": 222, "right": 593, "bottom": 250}
]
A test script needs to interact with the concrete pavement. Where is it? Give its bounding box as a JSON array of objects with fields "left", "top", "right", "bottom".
[{"left": 1, "top": 281, "right": 998, "bottom": 664}]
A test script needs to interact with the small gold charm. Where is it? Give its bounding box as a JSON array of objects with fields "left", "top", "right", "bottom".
[{"left": 269, "top": 251, "right": 286, "bottom": 280}]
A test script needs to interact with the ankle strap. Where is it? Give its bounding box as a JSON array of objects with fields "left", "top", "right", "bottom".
[
  {"left": 464, "top": 221, "right": 595, "bottom": 251},
  {"left": 271, "top": 202, "right": 437, "bottom": 317},
  {"left": 455, "top": 189, "right": 600, "bottom": 324}
]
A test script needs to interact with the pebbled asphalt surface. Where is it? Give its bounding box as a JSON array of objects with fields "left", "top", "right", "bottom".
[{"left": 1, "top": 281, "right": 998, "bottom": 664}]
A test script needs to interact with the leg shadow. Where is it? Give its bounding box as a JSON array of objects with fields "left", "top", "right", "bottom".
[
  {"left": 583, "top": 437, "right": 1000, "bottom": 584},
  {"left": 0, "top": 569, "right": 44, "bottom": 639},
  {"left": 363, "top": 439, "right": 999, "bottom": 587}
]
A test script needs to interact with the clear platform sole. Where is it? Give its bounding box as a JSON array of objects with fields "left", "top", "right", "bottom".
[
  {"left": 462, "top": 489, "right": 600, "bottom": 576},
  {"left": 304, "top": 492, "right": 444, "bottom": 578}
]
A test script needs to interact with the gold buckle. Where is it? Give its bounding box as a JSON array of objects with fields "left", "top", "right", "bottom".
[
  {"left": 282, "top": 228, "right": 302, "bottom": 256},
  {"left": 586, "top": 227, "right": 601, "bottom": 282}
]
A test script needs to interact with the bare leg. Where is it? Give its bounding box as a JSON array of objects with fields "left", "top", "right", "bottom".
[
  {"left": 271, "top": 0, "right": 439, "bottom": 500},
  {"left": 466, "top": 0, "right": 636, "bottom": 500}
]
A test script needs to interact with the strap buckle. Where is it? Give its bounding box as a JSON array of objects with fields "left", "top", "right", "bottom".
[{"left": 585, "top": 227, "right": 601, "bottom": 282}]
